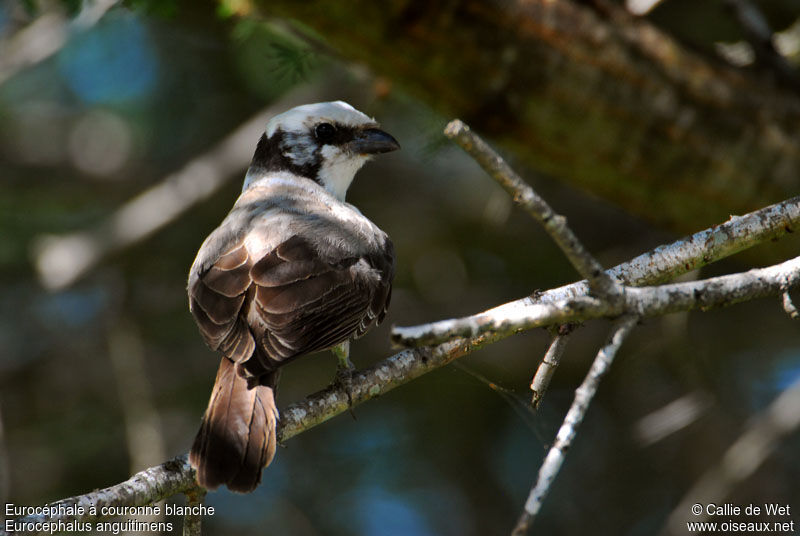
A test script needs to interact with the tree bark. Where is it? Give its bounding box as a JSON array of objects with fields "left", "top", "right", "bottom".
[{"left": 261, "top": 0, "right": 800, "bottom": 232}]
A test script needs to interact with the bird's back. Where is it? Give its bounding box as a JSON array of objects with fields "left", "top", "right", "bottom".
[{"left": 188, "top": 171, "right": 395, "bottom": 380}]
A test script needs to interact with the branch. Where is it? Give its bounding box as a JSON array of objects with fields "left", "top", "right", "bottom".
[
  {"left": 463, "top": 194, "right": 799, "bottom": 339},
  {"left": 530, "top": 331, "right": 571, "bottom": 408},
  {"left": 16, "top": 119, "right": 800, "bottom": 535},
  {"left": 3, "top": 457, "right": 194, "bottom": 534},
  {"left": 391, "top": 193, "right": 800, "bottom": 348},
  {"left": 392, "top": 255, "right": 800, "bottom": 347},
  {"left": 278, "top": 331, "right": 506, "bottom": 440},
  {"left": 444, "top": 120, "right": 620, "bottom": 299},
  {"left": 11, "top": 216, "right": 800, "bottom": 534},
  {"left": 394, "top": 118, "right": 800, "bottom": 350},
  {"left": 603, "top": 197, "right": 800, "bottom": 287},
  {"left": 3, "top": 330, "right": 508, "bottom": 534},
  {"left": 511, "top": 316, "right": 639, "bottom": 535}
]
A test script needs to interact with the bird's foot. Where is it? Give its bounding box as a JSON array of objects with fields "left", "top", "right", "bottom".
[{"left": 335, "top": 365, "right": 357, "bottom": 419}]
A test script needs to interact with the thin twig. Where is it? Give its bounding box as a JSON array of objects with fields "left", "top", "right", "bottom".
[
  {"left": 392, "top": 255, "right": 800, "bottom": 347},
  {"left": 512, "top": 316, "right": 639, "bottom": 535},
  {"left": 661, "top": 375, "right": 800, "bottom": 536},
  {"left": 444, "top": 120, "right": 621, "bottom": 299},
  {"left": 782, "top": 290, "right": 799, "bottom": 319},
  {"left": 530, "top": 330, "right": 572, "bottom": 408}
]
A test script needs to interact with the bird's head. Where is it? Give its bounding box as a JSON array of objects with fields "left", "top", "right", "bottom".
[{"left": 245, "top": 101, "right": 400, "bottom": 201}]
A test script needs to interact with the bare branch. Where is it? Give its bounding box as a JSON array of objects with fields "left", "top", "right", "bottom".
[
  {"left": 4, "top": 330, "right": 508, "bottom": 534},
  {"left": 3, "top": 456, "right": 194, "bottom": 534},
  {"left": 604, "top": 196, "right": 800, "bottom": 287},
  {"left": 444, "top": 120, "right": 620, "bottom": 299},
  {"left": 393, "top": 255, "right": 800, "bottom": 347},
  {"left": 512, "top": 316, "right": 639, "bottom": 535},
  {"left": 277, "top": 331, "right": 506, "bottom": 441},
  {"left": 530, "top": 331, "right": 571, "bottom": 408},
  {"left": 14, "top": 248, "right": 793, "bottom": 532},
  {"left": 11, "top": 226, "right": 800, "bottom": 533},
  {"left": 453, "top": 195, "right": 799, "bottom": 343},
  {"left": 482, "top": 195, "right": 800, "bottom": 336}
]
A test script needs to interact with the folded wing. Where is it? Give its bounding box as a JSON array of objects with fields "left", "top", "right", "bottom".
[{"left": 189, "top": 233, "right": 394, "bottom": 380}]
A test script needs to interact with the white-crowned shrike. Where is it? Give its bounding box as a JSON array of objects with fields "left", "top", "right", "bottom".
[{"left": 187, "top": 101, "right": 398, "bottom": 492}]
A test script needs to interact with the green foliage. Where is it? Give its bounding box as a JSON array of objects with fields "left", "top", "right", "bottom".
[
  {"left": 267, "top": 41, "right": 316, "bottom": 83},
  {"left": 231, "top": 19, "right": 324, "bottom": 98}
]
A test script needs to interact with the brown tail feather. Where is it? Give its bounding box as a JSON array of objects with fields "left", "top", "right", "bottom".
[{"left": 189, "top": 357, "right": 278, "bottom": 493}]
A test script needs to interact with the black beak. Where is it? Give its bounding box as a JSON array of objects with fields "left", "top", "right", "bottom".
[{"left": 350, "top": 128, "right": 400, "bottom": 155}]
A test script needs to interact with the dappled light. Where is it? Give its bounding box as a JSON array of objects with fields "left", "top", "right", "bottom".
[{"left": 2, "top": 1, "right": 800, "bottom": 535}]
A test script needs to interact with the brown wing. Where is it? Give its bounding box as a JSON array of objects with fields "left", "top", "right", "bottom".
[
  {"left": 189, "top": 243, "right": 256, "bottom": 364},
  {"left": 189, "top": 234, "right": 394, "bottom": 380}
]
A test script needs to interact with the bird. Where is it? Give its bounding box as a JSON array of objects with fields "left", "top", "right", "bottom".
[{"left": 186, "top": 101, "right": 399, "bottom": 493}]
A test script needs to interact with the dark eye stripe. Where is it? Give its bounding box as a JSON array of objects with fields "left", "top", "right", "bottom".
[{"left": 314, "top": 123, "right": 362, "bottom": 146}]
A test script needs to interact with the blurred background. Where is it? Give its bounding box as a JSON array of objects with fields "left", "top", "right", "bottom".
[{"left": 1, "top": 0, "right": 799, "bottom": 534}]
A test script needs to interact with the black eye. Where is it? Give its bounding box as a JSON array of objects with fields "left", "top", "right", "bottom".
[{"left": 315, "top": 123, "right": 336, "bottom": 143}]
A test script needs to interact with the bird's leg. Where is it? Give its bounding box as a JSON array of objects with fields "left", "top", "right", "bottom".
[
  {"left": 332, "top": 341, "right": 356, "bottom": 415},
  {"left": 332, "top": 340, "right": 353, "bottom": 371}
]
